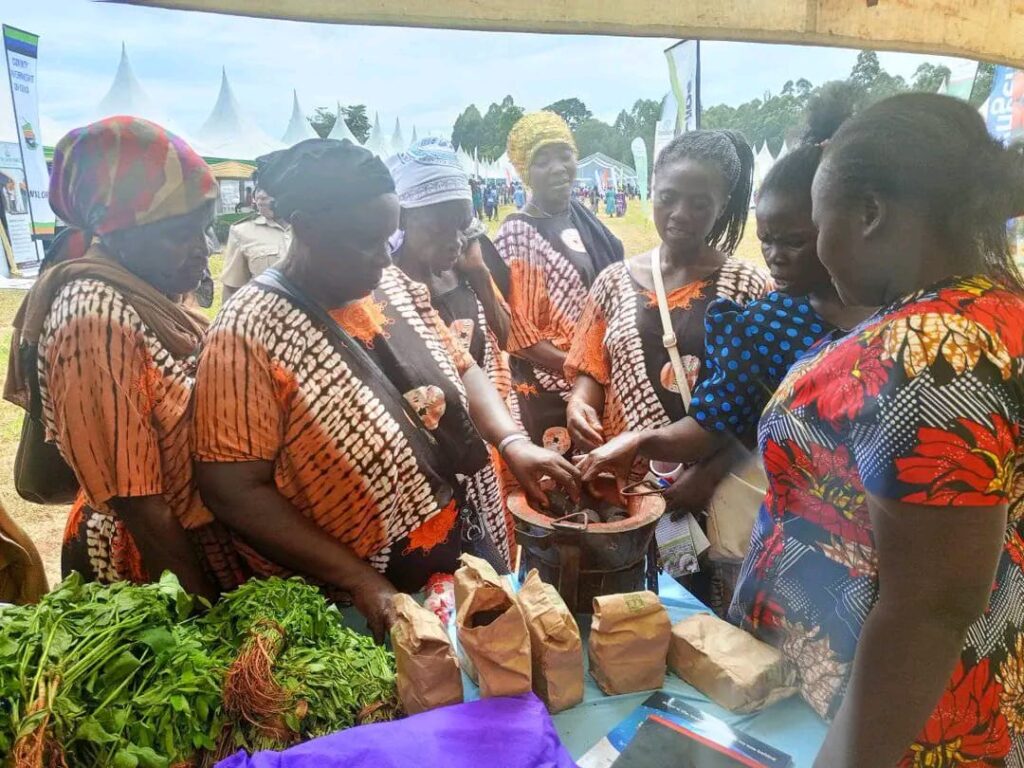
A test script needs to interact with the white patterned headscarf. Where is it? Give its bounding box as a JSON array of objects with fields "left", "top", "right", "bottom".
[{"left": 386, "top": 138, "right": 472, "bottom": 209}]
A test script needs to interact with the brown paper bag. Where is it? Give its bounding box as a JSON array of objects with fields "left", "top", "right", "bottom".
[
  {"left": 588, "top": 591, "right": 671, "bottom": 695},
  {"left": 516, "top": 569, "right": 583, "bottom": 713},
  {"left": 390, "top": 594, "right": 464, "bottom": 715},
  {"left": 667, "top": 613, "right": 797, "bottom": 713},
  {"left": 454, "top": 553, "right": 503, "bottom": 616},
  {"left": 456, "top": 583, "right": 532, "bottom": 698}
]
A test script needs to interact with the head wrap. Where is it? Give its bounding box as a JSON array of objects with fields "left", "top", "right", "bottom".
[
  {"left": 259, "top": 138, "right": 395, "bottom": 220},
  {"left": 507, "top": 111, "right": 577, "bottom": 186},
  {"left": 385, "top": 138, "right": 471, "bottom": 209},
  {"left": 49, "top": 116, "right": 216, "bottom": 248}
]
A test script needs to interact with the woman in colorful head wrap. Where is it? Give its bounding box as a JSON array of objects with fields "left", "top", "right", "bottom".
[
  {"left": 386, "top": 138, "right": 518, "bottom": 565},
  {"left": 194, "top": 138, "right": 578, "bottom": 641},
  {"left": 4, "top": 116, "right": 243, "bottom": 600},
  {"left": 495, "top": 111, "right": 624, "bottom": 459}
]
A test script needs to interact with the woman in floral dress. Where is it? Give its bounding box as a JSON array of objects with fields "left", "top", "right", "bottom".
[{"left": 732, "top": 93, "right": 1024, "bottom": 766}]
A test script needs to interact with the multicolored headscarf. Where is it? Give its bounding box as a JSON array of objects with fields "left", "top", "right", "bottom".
[
  {"left": 48, "top": 116, "right": 216, "bottom": 246},
  {"left": 386, "top": 138, "right": 471, "bottom": 209},
  {"left": 506, "top": 111, "right": 577, "bottom": 187}
]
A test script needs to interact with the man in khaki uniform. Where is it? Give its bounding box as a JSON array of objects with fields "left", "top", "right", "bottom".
[{"left": 221, "top": 188, "right": 291, "bottom": 301}]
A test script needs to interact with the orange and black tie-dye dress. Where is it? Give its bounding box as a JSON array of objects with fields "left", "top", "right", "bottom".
[
  {"left": 38, "top": 278, "right": 245, "bottom": 589},
  {"left": 566, "top": 255, "right": 773, "bottom": 442},
  {"left": 194, "top": 266, "right": 505, "bottom": 592},
  {"left": 495, "top": 212, "right": 603, "bottom": 457}
]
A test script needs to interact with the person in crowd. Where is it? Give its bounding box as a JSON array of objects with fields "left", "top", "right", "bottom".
[
  {"left": 193, "top": 138, "right": 579, "bottom": 640},
  {"left": 4, "top": 117, "right": 245, "bottom": 601},
  {"left": 221, "top": 179, "right": 291, "bottom": 302},
  {"left": 737, "top": 93, "right": 1023, "bottom": 766},
  {"left": 494, "top": 111, "right": 623, "bottom": 457},
  {"left": 485, "top": 184, "right": 500, "bottom": 221},
  {"left": 578, "top": 83, "right": 867, "bottom": 509},
  {"left": 590, "top": 185, "right": 600, "bottom": 214},
  {"left": 471, "top": 179, "right": 484, "bottom": 220},
  {"left": 615, "top": 188, "right": 627, "bottom": 217},
  {"left": 565, "top": 129, "right": 771, "bottom": 611},
  {"left": 386, "top": 138, "right": 516, "bottom": 562},
  {"left": 604, "top": 185, "right": 616, "bottom": 217},
  {"left": 513, "top": 183, "right": 526, "bottom": 210}
]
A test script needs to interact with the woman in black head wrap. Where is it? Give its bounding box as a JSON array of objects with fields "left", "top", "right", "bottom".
[{"left": 194, "top": 139, "right": 578, "bottom": 640}]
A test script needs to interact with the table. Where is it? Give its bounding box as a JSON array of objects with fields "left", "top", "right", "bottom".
[{"left": 456, "top": 574, "right": 828, "bottom": 767}]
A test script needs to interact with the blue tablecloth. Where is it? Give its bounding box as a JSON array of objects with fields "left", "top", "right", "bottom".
[{"left": 455, "top": 574, "right": 827, "bottom": 767}]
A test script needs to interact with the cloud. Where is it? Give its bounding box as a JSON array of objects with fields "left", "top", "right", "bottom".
[{"left": 5, "top": 0, "right": 985, "bottom": 148}]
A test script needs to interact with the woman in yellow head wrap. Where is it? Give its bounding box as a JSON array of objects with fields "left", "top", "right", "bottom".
[{"left": 494, "top": 111, "right": 623, "bottom": 458}]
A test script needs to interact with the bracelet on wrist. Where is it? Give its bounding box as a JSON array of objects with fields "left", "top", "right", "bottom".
[{"left": 497, "top": 433, "right": 530, "bottom": 458}]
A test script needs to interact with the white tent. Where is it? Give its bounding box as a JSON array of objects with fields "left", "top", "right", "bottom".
[
  {"left": 327, "top": 103, "right": 358, "bottom": 143},
  {"left": 410, "top": 125, "right": 418, "bottom": 145},
  {"left": 390, "top": 118, "right": 405, "bottom": 155},
  {"left": 280, "top": 89, "right": 316, "bottom": 145},
  {"left": 95, "top": 43, "right": 163, "bottom": 123},
  {"left": 753, "top": 142, "right": 776, "bottom": 200},
  {"left": 497, "top": 151, "right": 520, "bottom": 183},
  {"left": 362, "top": 112, "right": 390, "bottom": 157},
  {"left": 196, "top": 68, "right": 284, "bottom": 159},
  {"left": 776, "top": 139, "right": 791, "bottom": 160}
]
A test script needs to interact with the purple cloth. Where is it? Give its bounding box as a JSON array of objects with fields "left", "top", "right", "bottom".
[{"left": 216, "top": 693, "right": 578, "bottom": 768}]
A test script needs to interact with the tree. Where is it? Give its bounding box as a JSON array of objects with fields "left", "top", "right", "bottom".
[
  {"left": 613, "top": 98, "right": 660, "bottom": 179},
  {"left": 307, "top": 104, "right": 371, "bottom": 141},
  {"left": 544, "top": 98, "right": 592, "bottom": 131},
  {"left": 971, "top": 62, "right": 997, "bottom": 107},
  {"left": 479, "top": 95, "right": 524, "bottom": 160},
  {"left": 452, "top": 104, "right": 485, "bottom": 156},
  {"left": 574, "top": 118, "right": 629, "bottom": 165},
  {"left": 912, "top": 63, "right": 952, "bottom": 93},
  {"left": 343, "top": 105, "right": 371, "bottom": 144},
  {"left": 308, "top": 107, "right": 336, "bottom": 139}
]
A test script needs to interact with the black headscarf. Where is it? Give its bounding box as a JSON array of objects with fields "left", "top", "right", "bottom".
[{"left": 258, "top": 139, "right": 395, "bottom": 220}]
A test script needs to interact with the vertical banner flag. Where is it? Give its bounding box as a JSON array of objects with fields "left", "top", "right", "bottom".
[
  {"left": 630, "top": 137, "right": 648, "bottom": 201},
  {"left": 4, "top": 26, "right": 54, "bottom": 255},
  {"left": 665, "top": 40, "right": 700, "bottom": 134},
  {"left": 984, "top": 66, "right": 1024, "bottom": 269},
  {"left": 937, "top": 60, "right": 980, "bottom": 101}
]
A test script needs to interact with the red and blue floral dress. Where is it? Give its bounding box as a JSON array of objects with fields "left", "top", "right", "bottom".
[{"left": 732, "top": 275, "right": 1024, "bottom": 766}]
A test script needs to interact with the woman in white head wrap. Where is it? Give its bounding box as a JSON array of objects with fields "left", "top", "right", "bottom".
[{"left": 387, "top": 138, "right": 519, "bottom": 565}]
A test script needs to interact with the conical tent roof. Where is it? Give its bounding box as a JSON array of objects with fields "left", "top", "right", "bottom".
[
  {"left": 95, "top": 43, "right": 163, "bottom": 124},
  {"left": 363, "top": 112, "right": 388, "bottom": 157},
  {"left": 281, "top": 89, "right": 316, "bottom": 145},
  {"left": 390, "top": 118, "right": 405, "bottom": 154},
  {"left": 753, "top": 142, "right": 775, "bottom": 193},
  {"left": 197, "top": 68, "right": 284, "bottom": 160},
  {"left": 411, "top": 125, "right": 418, "bottom": 144},
  {"left": 327, "top": 104, "right": 358, "bottom": 143}
]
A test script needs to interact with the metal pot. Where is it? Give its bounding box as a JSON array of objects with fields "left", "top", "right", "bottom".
[{"left": 509, "top": 475, "right": 665, "bottom": 613}]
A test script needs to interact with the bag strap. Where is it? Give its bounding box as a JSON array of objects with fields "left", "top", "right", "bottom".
[
  {"left": 649, "top": 248, "right": 692, "bottom": 410},
  {"left": 253, "top": 269, "right": 444, "bottom": 458}
]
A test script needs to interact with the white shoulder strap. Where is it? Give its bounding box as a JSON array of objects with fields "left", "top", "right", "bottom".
[{"left": 650, "top": 248, "right": 693, "bottom": 410}]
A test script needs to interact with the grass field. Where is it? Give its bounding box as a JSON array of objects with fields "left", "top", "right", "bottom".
[{"left": 1, "top": 204, "right": 763, "bottom": 586}]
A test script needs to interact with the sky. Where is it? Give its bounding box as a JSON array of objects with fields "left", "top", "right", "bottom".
[{"left": 2, "top": 0, "right": 978, "bottom": 148}]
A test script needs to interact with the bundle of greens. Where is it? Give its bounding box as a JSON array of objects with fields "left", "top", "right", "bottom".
[
  {"left": 0, "top": 574, "right": 399, "bottom": 768},
  {"left": 0, "top": 572, "right": 224, "bottom": 768},
  {"left": 201, "top": 578, "right": 398, "bottom": 758}
]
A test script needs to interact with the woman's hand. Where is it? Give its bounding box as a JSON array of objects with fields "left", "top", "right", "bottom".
[
  {"left": 566, "top": 396, "right": 605, "bottom": 452},
  {"left": 664, "top": 463, "right": 719, "bottom": 520},
  {"left": 503, "top": 439, "right": 581, "bottom": 509},
  {"left": 456, "top": 238, "right": 489, "bottom": 277},
  {"left": 576, "top": 430, "right": 642, "bottom": 483},
  {"left": 348, "top": 569, "right": 400, "bottom": 644}
]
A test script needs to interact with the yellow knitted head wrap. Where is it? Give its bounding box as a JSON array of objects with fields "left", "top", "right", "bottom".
[{"left": 507, "top": 111, "right": 578, "bottom": 187}]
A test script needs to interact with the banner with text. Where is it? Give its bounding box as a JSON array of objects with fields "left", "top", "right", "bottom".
[
  {"left": 630, "top": 137, "right": 648, "bottom": 200},
  {"left": 665, "top": 40, "right": 700, "bottom": 134},
  {"left": 4, "top": 25, "right": 54, "bottom": 254},
  {"left": 984, "top": 66, "right": 1024, "bottom": 270}
]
